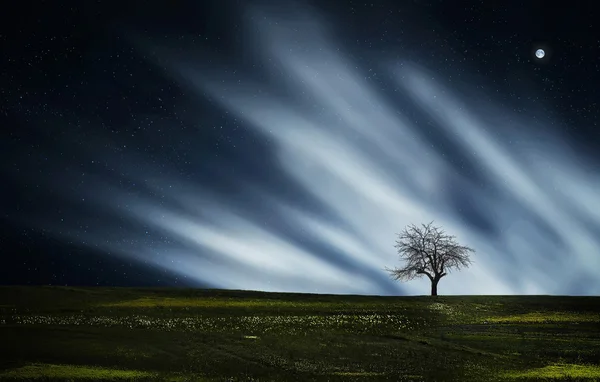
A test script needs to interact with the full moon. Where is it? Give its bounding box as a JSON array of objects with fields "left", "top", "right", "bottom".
[{"left": 535, "top": 49, "right": 545, "bottom": 59}]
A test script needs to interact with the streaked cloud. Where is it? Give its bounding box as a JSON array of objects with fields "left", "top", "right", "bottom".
[{"left": 18, "top": 1, "right": 599, "bottom": 295}]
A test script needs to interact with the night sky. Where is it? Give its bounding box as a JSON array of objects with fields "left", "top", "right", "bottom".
[{"left": 2, "top": 0, "right": 599, "bottom": 295}]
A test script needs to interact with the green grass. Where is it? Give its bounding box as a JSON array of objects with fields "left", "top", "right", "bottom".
[
  {"left": 0, "top": 287, "right": 598, "bottom": 381},
  {"left": 0, "top": 364, "right": 158, "bottom": 380},
  {"left": 484, "top": 312, "right": 599, "bottom": 324},
  {"left": 503, "top": 363, "right": 600, "bottom": 379}
]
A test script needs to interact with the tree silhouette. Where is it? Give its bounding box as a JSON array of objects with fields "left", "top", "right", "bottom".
[{"left": 385, "top": 222, "right": 474, "bottom": 296}]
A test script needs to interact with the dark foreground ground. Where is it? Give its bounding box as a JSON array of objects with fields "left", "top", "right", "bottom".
[{"left": 0, "top": 287, "right": 598, "bottom": 381}]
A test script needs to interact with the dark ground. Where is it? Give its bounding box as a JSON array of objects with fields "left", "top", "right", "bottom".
[{"left": 0, "top": 287, "right": 599, "bottom": 381}]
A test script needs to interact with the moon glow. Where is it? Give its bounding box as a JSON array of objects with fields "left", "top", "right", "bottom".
[{"left": 535, "top": 49, "right": 545, "bottom": 59}]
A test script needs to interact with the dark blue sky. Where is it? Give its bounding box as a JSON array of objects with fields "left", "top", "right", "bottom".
[{"left": 1, "top": 0, "right": 599, "bottom": 295}]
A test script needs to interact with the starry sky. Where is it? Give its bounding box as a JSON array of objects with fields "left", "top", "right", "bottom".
[{"left": 2, "top": 0, "right": 600, "bottom": 295}]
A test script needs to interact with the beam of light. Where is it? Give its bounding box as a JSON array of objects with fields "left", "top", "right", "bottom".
[
  {"left": 152, "top": 2, "right": 596, "bottom": 295},
  {"left": 140, "top": 5, "right": 519, "bottom": 294},
  {"left": 128, "top": 201, "right": 378, "bottom": 293},
  {"left": 394, "top": 64, "right": 600, "bottom": 290},
  {"left": 16, "top": 2, "right": 599, "bottom": 295}
]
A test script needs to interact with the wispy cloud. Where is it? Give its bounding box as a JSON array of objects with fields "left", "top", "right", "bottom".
[{"left": 21, "top": 2, "right": 599, "bottom": 295}]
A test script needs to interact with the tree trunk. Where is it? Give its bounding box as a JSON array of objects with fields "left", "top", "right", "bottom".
[{"left": 431, "top": 278, "right": 439, "bottom": 296}]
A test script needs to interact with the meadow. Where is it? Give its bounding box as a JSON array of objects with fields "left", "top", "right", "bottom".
[{"left": 0, "top": 286, "right": 598, "bottom": 381}]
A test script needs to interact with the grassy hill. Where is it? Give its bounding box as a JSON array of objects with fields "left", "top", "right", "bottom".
[{"left": 0, "top": 286, "right": 598, "bottom": 381}]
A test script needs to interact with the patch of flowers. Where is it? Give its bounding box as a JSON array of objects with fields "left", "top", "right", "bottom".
[
  {"left": 1, "top": 313, "right": 427, "bottom": 334},
  {"left": 427, "top": 303, "right": 467, "bottom": 322},
  {"left": 427, "top": 303, "right": 454, "bottom": 314}
]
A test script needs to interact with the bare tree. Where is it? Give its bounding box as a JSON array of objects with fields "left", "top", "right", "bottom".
[{"left": 385, "top": 222, "right": 474, "bottom": 296}]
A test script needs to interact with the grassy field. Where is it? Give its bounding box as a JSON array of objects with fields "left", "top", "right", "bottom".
[{"left": 0, "top": 287, "right": 598, "bottom": 381}]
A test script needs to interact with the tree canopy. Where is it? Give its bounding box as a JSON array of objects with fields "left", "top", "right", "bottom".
[{"left": 385, "top": 222, "right": 474, "bottom": 295}]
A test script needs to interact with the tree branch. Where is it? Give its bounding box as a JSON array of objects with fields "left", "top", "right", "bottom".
[
  {"left": 416, "top": 269, "right": 433, "bottom": 280},
  {"left": 386, "top": 222, "right": 474, "bottom": 291}
]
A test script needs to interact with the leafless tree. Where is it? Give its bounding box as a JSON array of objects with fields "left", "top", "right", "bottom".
[{"left": 385, "top": 222, "right": 474, "bottom": 296}]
